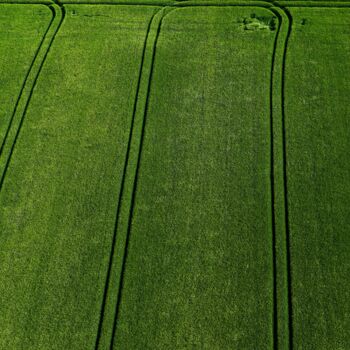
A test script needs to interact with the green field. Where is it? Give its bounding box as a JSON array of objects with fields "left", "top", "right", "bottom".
[{"left": 0, "top": 1, "right": 349, "bottom": 349}]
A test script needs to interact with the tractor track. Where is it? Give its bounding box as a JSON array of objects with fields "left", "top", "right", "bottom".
[
  {"left": 1, "top": 2, "right": 348, "bottom": 349},
  {"left": 0, "top": 4, "right": 66, "bottom": 194}
]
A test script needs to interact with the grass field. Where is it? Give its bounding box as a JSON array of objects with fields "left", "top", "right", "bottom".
[
  {"left": 0, "top": 5, "right": 52, "bottom": 147},
  {"left": 284, "top": 7, "right": 350, "bottom": 349},
  {"left": 0, "top": 1, "right": 349, "bottom": 350}
]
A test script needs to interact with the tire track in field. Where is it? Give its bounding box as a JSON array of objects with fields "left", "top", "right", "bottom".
[
  {"left": 274, "top": 4, "right": 293, "bottom": 349},
  {"left": 93, "top": 7, "right": 163, "bottom": 350},
  {"left": 107, "top": 8, "right": 175, "bottom": 348},
  {"left": 0, "top": 4, "right": 66, "bottom": 194},
  {"left": 0, "top": 2, "right": 286, "bottom": 349},
  {"left": 268, "top": 8, "right": 283, "bottom": 349},
  {"left": 0, "top": 5, "right": 55, "bottom": 159},
  {"left": 107, "top": 4, "right": 287, "bottom": 350},
  {"left": 0, "top": 1, "right": 291, "bottom": 348},
  {"left": 0, "top": 2, "right": 346, "bottom": 349},
  {"left": 270, "top": 3, "right": 350, "bottom": 349},
  {"left": 64, "top": 3, "right": 347, "bottom": 350}
]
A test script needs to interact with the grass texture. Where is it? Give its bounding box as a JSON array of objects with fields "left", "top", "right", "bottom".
[
  {"left": 284, "top": 7, "right": 350, "bottom": 349},
  {"left": 112, "top": 6, "right": 279, "bottom": 349},
  {"left": 0, "top": 5, "right": 52, "bottom": 149},
  {"left": 0, "top": 2, "right": 349, "bottom": 350},
  {"left": 0, "top": 5, "right": 158, "bottom": 349}
]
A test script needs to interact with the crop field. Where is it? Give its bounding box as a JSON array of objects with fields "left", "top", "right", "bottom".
[{"left": 0, "top": 1, "right": 349, "bottom": 349}]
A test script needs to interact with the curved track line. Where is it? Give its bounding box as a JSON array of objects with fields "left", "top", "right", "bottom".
[
  {"left": 0, "top": 2, "right": 347, "bottom": 349},
  {"left": 108, "top": 9, "right": 175, "bottom": 348},
  {"left": 0, "top": 1, "right": 297, "bottom": 348},
  {"left": 281, "top": 8, "right": 293, "bottom": 349},
  {"left": 0, "top": 5, "right": 55, "bottom": 157},
  {"left": 269, "top": 5, "right": 292, "bottom": 349},
  {"left": 268, "top": 4, "right": 350, "bottom": 348},
  {"left": 268, "top": 8, "right": 282, "bottom": 349},
  {"left": 93, "top": 7, "right": 163, "bottom": 349},
  {"left": 0, "top": 4, "right": 66, "bottom": 194},
  {"left": 107, "top": 4, "right": 287, "bottom": 350},
  {"left": 272, "top": 4, "right": 293, "bottom": 348}
]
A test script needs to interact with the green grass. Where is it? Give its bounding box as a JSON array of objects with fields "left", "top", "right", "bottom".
[
  {"left": 0, "top": 5, "right": 52, "bottom": 147},
  {"left": 112, "top": 6, "right": 278, "bottom": 349},
  {"left": 0, "top": 5, "right": 158, "bottom": 349},
  {"left": 284, "top": 7, "right": 350, "bottom": 349},
  {"left": 0, "top": 2, "right": 349, "bottom": 350}
]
